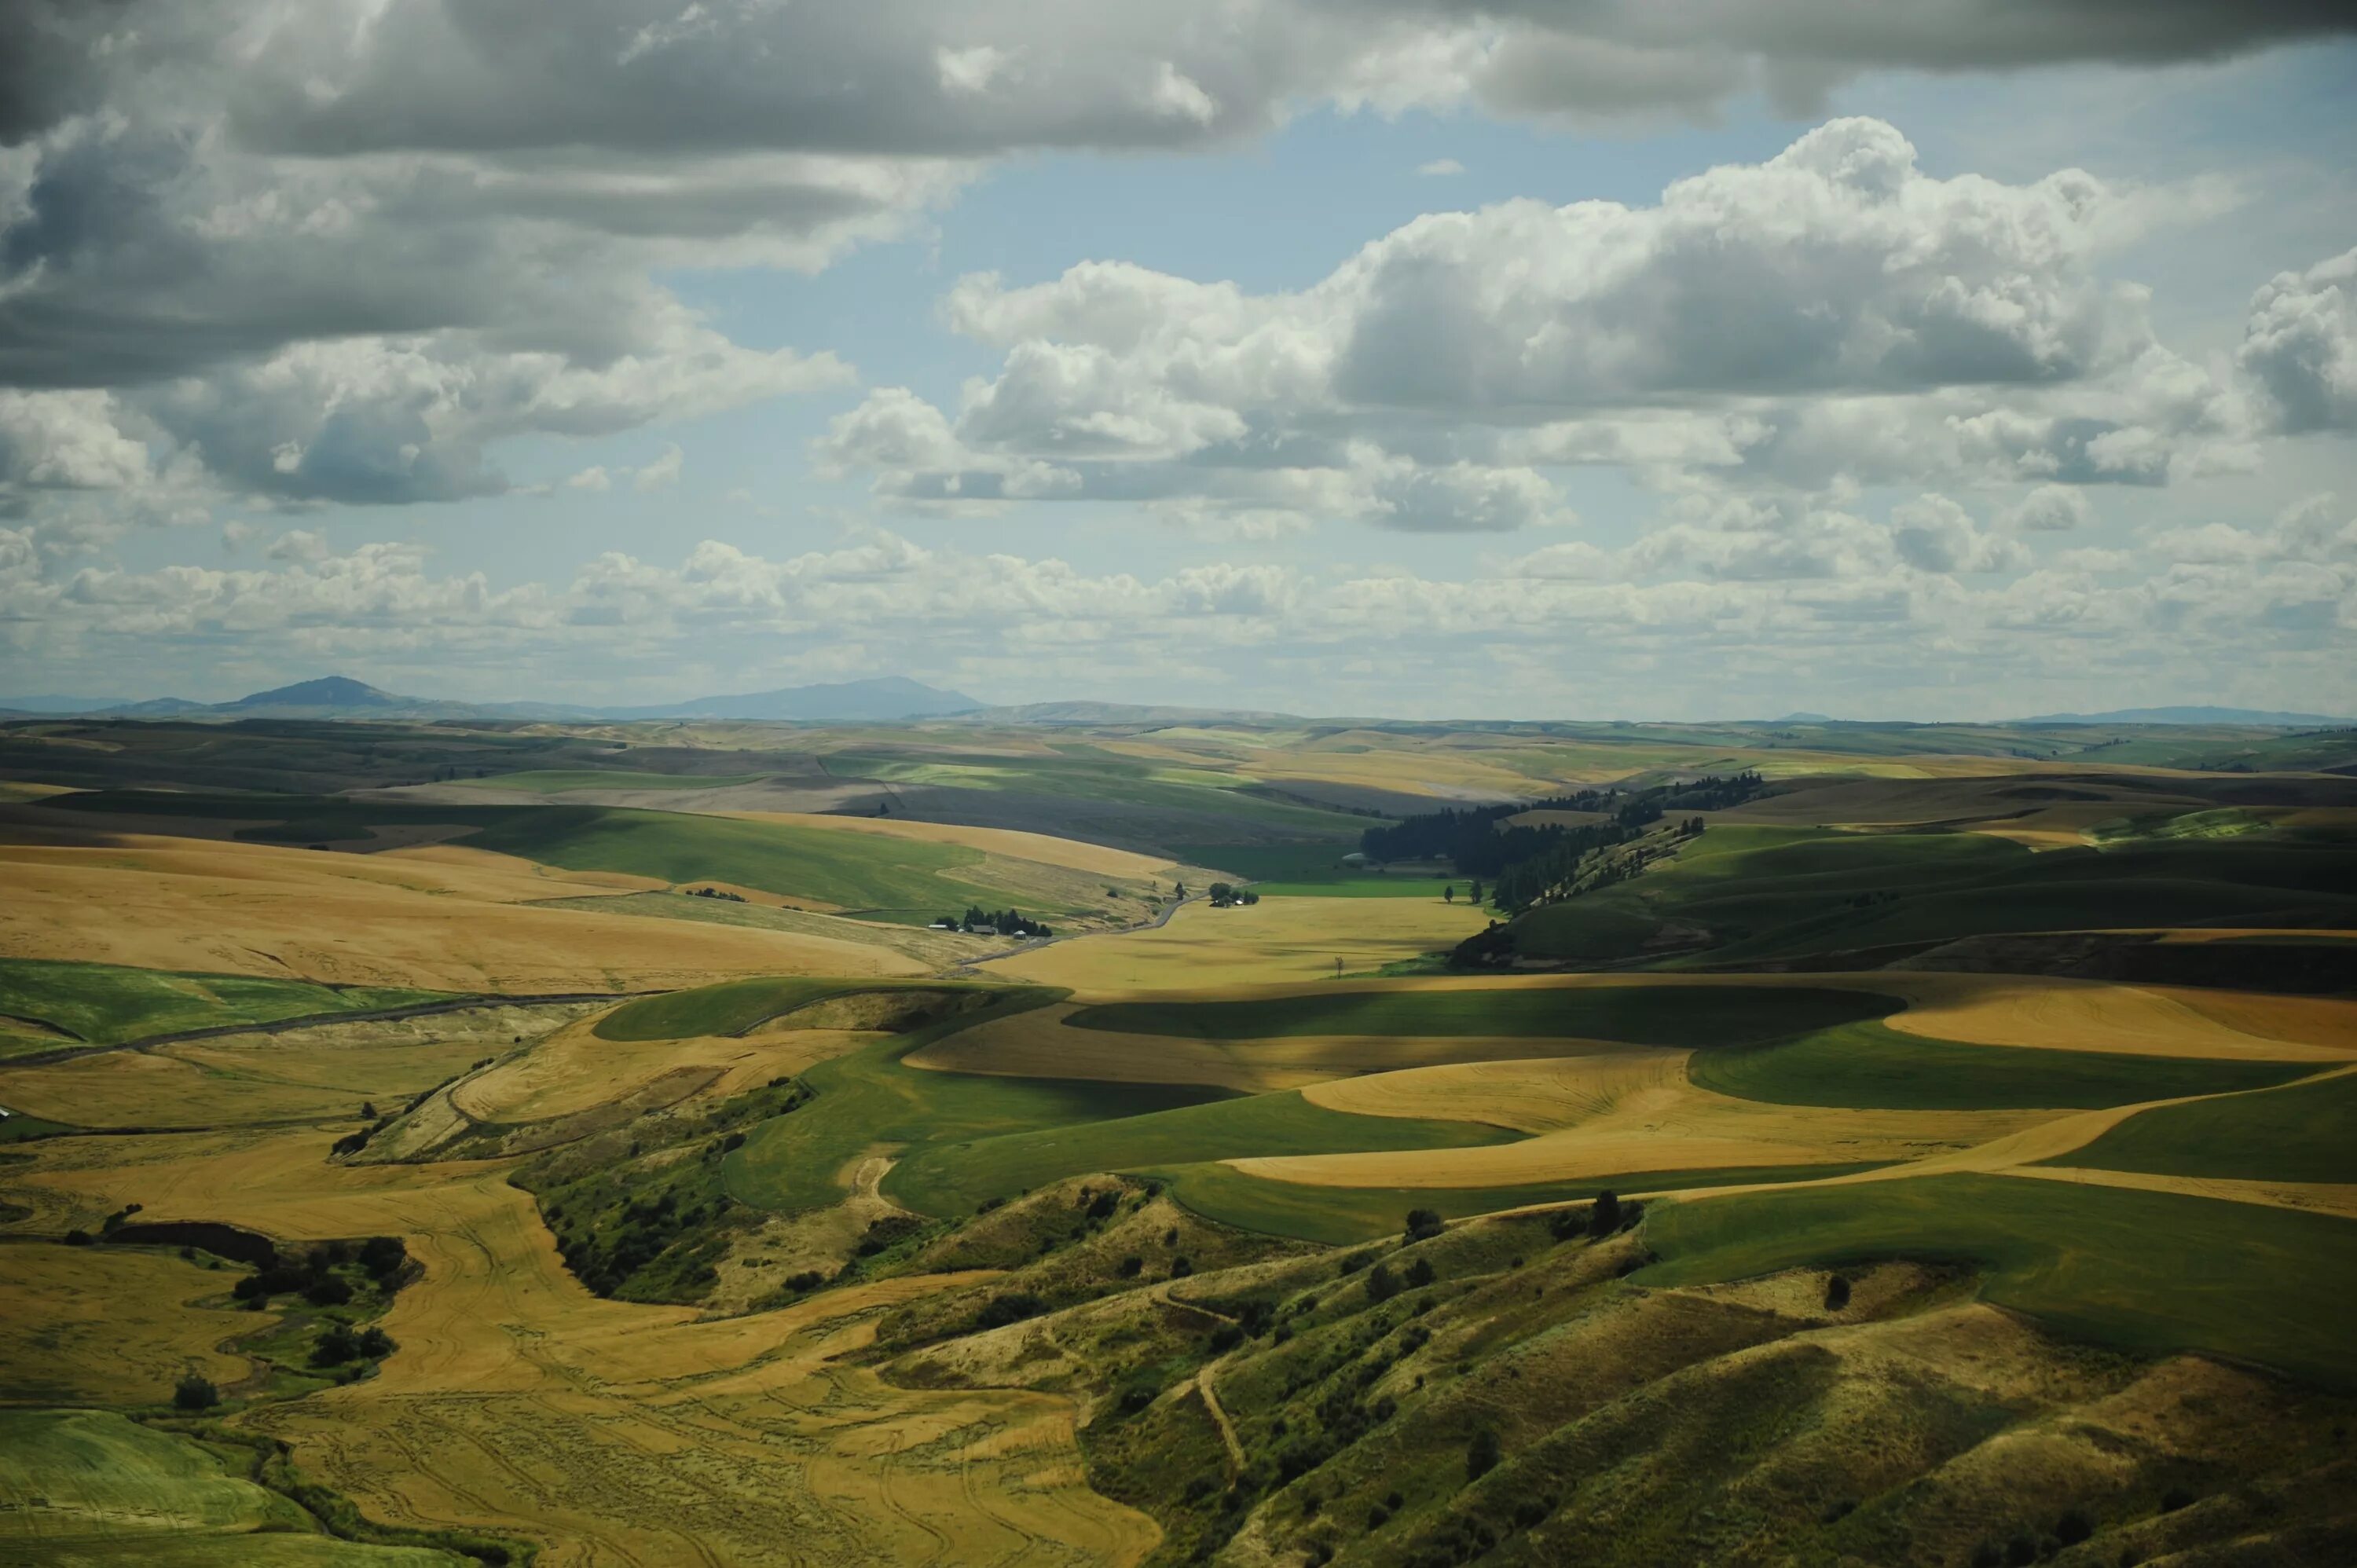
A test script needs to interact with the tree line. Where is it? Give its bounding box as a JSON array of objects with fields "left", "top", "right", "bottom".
[{"left": 1360, "top": 771, "right": 1765, "bottom": 913}]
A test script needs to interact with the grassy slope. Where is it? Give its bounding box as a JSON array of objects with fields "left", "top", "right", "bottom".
[
  {"left": 1639, "top": 1174, "right": 2357, "bottom": 1387},
  {"left": 1150, "top": 1159, "right": 1895, "bottom": 1244},
  {"left": 722, "top": 989, "right": 1230, "bottom": 1213},
  {"left": 1689, "top": 1020, "right": 2314, "bottom": 1110},
  {"left": 885, "top": 1090, "right": 1517, "bottom": 1216},
  {"left": 0, "top": 1409, "right": 449, "bottom": 1566},
  {"left": 53, "top": 789, "right": 1091, "bottom": 921},
  {"left": 1504, "top": 822, "right": 2357, "bottom": 965},
  {"left": 468, "top": 768, "right": 766, "bottom": 793},
  {"left": 2055, "top": 1070, "right": 2357, "bottom": 1185},
  {"left": 593, "top": 975, "right": 907, "bottom": 1040},
  {"left": 1066, "top": 983, "right": 1890, "bottom": 1044},
  {"left": 0, "top": 958, "right": 441, "bottom": 1051}
]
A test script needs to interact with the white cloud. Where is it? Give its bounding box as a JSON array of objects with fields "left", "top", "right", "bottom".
[
  {"left": 2239, "top": 247, "right": 2357, "bottom": 434},
  {"left": 1999, "top": 484, "right": 2092, "bottom": 533},
  {"left": 1417, "top": 158, "right": 1464, "bottom": 177},
  {"left": 632, "top": 442, "right": 684, "bottom": 491}
]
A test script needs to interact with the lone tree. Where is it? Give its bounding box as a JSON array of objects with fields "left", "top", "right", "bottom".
[
  {"left": 173, "top": 1373, "right": 221, "bottom": 1411},
  {"left": 1405, "top": 1207, "right": 1444, "bottom": 1241},
  {"left": 1466, "top": 1428, "right": 1501, "bottom": 1482},
  {"left": 1587, "top": 1190, "right": 1622, "bottom": 1237},
  {"left": 1824, "top": 1274, "right": 1851, "bottom": 1311},
  {"left": 1443, "top": 885, "right": 1456, "bottom": 903}
]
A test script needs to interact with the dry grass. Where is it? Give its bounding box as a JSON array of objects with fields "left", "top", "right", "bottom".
[
  {"left": 0, "top": 1240, "right": 265, "bottom": 1404},
  {"left": 2, "top": 1124, "right": 1158, "bottom": 1566},
  {"left": 451, "top": 1013, "right": 877, "bottom": 1126},
  {"left": 981, "top": 895, "right": 1491, "bottom": 996},
  {"left": 1230, "top": 1066, "right": 2039, "bottom": 1189},
  {"left": 723, "top": 809, "right": 1180, "bottom": 879},
  {"left": 0, "top": 829, "right": 926, "bottom": 991}
]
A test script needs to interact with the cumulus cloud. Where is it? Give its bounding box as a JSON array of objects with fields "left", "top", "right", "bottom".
[
  {"left": 1890, "top": 493, "right": 2031, "bottom": 574},
  {"left": 819, "top": 121, "right": 2258, "bottom": 532},
  {"left": 2239, "top": 247, "right": 2357, "bottom": 433},
  {"left": 1999, "top": 484, "right": 2094, "bottom": 533}
]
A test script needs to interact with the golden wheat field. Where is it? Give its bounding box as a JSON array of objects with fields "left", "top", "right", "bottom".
[
  {"left": 981, "top": 896, "right": 1492, "bottom": 994},
  {"left": 0, "top": 1241, "right": 266, "bottom": 1405},
  {"left": 0, "top": 830, "right": 927, "bottom": 991}
]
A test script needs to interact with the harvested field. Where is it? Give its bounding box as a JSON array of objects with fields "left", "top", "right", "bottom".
[
  {"left": 1226, "top": 1068, "right": 2036, "bottom": 1190},
  {"left": 724, "top": 809, "right": 1183, "bottom": 878},
  {"left": 0, "top": 1241, "right": 264, "bottom": 1405},
  {"left": 906, "top": 1002, "right": 1669, "bottom": 1093},
  {"left": 981, "top": 896, "right": 1495, "bottom": 995},
  {"left": 0, "top": 830, "right": 925, "bottom": 991},
  {"left": 1877, "top": 973, "right": 2357, "bottom": 1061}
]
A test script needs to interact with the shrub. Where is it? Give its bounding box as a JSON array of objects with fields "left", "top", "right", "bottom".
[
  {"left": 1404, "top": 1208, "right": 1444, "bottom": 1241},
  {"left": 1117, "top": 1255, "right": 1143, "bottom": 1277},
  {"left": 1465, "top": 1429, "right": 1501, "bottom": 1482},
  {"left": 356, "top": 1327, "right": 397, "bottom": 1359},
  {"left": 1587, "top": 1191, "right": 1622, "bottom": 1237},
  {"left": 973, "top": 1291, "right": 1047, "bottom": 1329},
  {"left": 1170, "top": 1256, "right": 1193, "bottom": 1277},
  {"left": 1367, "top": 1504, "right": 1390, "bottom": 1529},
  {"left": 1208, "top": 1324, "right": 1244, "bottom": 1354},
  {"left": 783, "top": 1270, "right": 826, "bottom": 1294},
  {"left": 2004, "top": 1531, "right": 2039, "bottom": 1566},
  {"left": 2056, "top": 1507, "right": 2095, "bottom": 1546},
  {"left": 1406, "top": 1258, "right": 1436, "bottom": 1289},
  {"left": 1365, "top": 1263, "right": 1399, "bottom": 1303},
  {"left": 303, "top": 1276, "right": 353, "bottom": 1307},
  {"left": 2160, "top": 1487, "right": 2194, "bottom": 1512},
  {"left": 62, "top": 1229, "right": 93, "bottom": 1247},
  {"left": 1824, "top": 1274, "right": 1851, "bottom": 1311},
  {"left": 311, "top": 1325, "right": 361, "bottom": 1366},
  {"left": 173, "top": 1373, "right": 221, "bottom": 1411},
  {"left": 1970, "top": 1543, "right": 2003, "bottom": 1568}
]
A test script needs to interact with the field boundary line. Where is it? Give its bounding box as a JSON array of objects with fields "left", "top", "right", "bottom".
[{"left": 5, "top": 990, "right": 652, "bottom": 1067}]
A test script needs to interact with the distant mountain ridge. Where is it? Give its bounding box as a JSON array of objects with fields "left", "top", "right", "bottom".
[
  {"left": 2014, "top": 705, "right": 2351, "bottom": 727},
  {"left": 0, "top": 674, "right": 983, "bottom": 724}
]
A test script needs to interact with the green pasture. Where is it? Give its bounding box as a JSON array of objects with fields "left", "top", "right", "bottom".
[
  {"left": 720, "top": 987, "right": 1229, "bottom": 1213},
  {"left": 1497, "top": 821, "right": 2357, "bottom": 965},
  {"left": 1689, "top": 1020, "right": 2312, "bottom": 1111},
  {"left": 884, "top": 1090, "right": 1516, "bottom": 1217},
  {"left": 0, "top": 1410, "right": 449, "bottom": 1566},
  {"left": 2054, "top": 1069, "right": 2357, "bottom": 1185},
  {"left": 1065, "top": 982, "right": 1889, "bottom": 1046},
  {"left": 0, "top": 958, "right": 441, "bottom": 1051},
  {"left": 1638, "top": 1174, "right": 2357, "bottom": 1387},
  {"left": 1153, "top": 1160, "right": 1895, "bottom": 1245},
  {"left": 467, "top": 768, "right": 766, "bottom": 793}
]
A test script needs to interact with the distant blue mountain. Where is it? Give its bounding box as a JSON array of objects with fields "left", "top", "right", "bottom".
[
  {"left": 3, "top": 673, "right": 984, "bottom": 724},
  {"left": 2014, "top": 705, "right": 2351, "bottom": 727}
]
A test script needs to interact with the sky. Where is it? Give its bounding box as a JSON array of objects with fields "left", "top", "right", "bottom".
[{"left": 2, "top": 3, "right": 2355, "bottom": 720}]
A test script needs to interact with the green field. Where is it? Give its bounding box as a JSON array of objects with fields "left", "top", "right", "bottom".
[
  {"left": 1066, "top": 983, "right": 1890, "bottom": 1045},
  {"left": 722, "top": 988, "right": 1231, "bottom": 1212},
  {"left": 2054, "top": 1071, "right": 2357, "bottom": 1185},
  {"left": 0, "top": 958, "right": 442, "bottom": 1052},
  {"left": 1246, "top": 878, "right": 1464, "bottom": 899},
  {"left": 1153, "top": 1159, "right": 1896, "bottom": 1244},
  {"left": 1496, "top": 822, "right": 2357, "bottom": 966},
  {"left": 467, "top": 768, "right": 768, "bottom": 793},
  {"left": 592, "top": 976, "right": 933, "bottom": 1041},
  {"left": 885, "top": 1090, "right": 1517, "bottom": 1216},
  {"left": 1688, "top": 1020, "right": 2314, "bottom": 1111},
  {"left": 1639, "top": 1174, "right": 2357, "bottom": 1387},
  {"left": 0, "top": 1410, "right": 450, "bottom": 1566}
]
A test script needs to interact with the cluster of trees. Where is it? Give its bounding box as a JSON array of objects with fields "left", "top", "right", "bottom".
[
  {"left": 933, "top": 906, "right": 1054, "bottom": 937},
  {"left": 230, "top": 1236, "right": 410, "bottom": 1308},
  {"left": 1363, "top": 771, "right": 1760, "bottom": 914},
  {"left": 685, "top": 885, "right": 746, "bottom": 902},
  {"left": 1207, "top": 882, "right": 1260, "bottom": 907}
]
